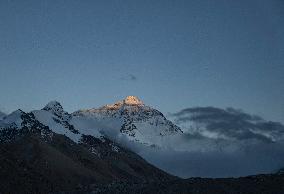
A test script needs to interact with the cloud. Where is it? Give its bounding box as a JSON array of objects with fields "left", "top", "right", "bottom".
[
  {"left": 120, "top": 74, "right": 137, "bottom": 81},
  {"left": 100, "top": 106, "right": 284, "bottom": 178},
  {"left": 106, "top": 129, "right": 284, "bottom": 178},
  {"left": 102, "top": 123, "right": 284, "bottom": 178},
  {"left": 137, "top": 140, "right": 284, "bottom": 178},
  {"left": 172, "top": 107, "right": 263, "bottom": 125},
  {"left": 171, "top": 107, "right": 284, "bottom": 142}
]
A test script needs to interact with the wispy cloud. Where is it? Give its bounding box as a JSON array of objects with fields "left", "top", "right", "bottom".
[{"left": 120, "top": 74, "right": 138, "bottom": 81}]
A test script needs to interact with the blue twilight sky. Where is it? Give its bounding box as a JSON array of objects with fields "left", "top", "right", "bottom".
[{"left": 0, "top": 0, "right": 283, "bottom": 122}]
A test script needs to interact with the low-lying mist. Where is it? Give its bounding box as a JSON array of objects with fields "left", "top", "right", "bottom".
[{"left": 102, "top": 106, "right": 284, "bottom": 178}]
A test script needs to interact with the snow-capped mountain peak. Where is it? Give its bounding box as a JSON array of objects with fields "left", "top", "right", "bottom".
[
  {"left": 72, "top": 96, "right": 182, "bottom": 145},
  {"left": 123, "top": 96, "right": 144, "bottom": 106},
  {"left": 42, "top": 101, "right": 70, "bottom": 119},
  {"left": 101, "top": 96, "right": 144, "bottom": 110},
  {"left": 43, "top": 101, "right": 64, "bottom": 113}
]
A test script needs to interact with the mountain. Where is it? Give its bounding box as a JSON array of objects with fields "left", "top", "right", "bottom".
[
  {"left": 0, "top": 106, "right": 175, "bottom": 193},
  {"left": 0, "top": 98, "right": 185, "bottom": 192},
  {"left": 1, "top": 98, "right": 284, "bottom": 193},
  {"left": 0, "top": 96, "right": 182, "bottom": 147},
  {"left": 32, "top": 101, "right": 81, "bottom": 142},
  {"left": 72, "top": 96, "right": 182, "bottom": 145}
]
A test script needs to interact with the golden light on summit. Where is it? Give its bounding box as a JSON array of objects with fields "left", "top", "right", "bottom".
[{"left": 123, "top": 96, "right": 144, "bottom": 106}]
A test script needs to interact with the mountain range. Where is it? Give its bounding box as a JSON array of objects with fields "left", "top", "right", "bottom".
[
  {"left": 0, "top": 96, "right": 182, "bottom": 145},
  {"left": 0, "top": 96, "right": 284, "bottom": 193}
]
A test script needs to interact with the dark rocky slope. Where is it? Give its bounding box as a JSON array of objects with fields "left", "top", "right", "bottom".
[{"left": 0, "top": 130, "right": 174, "bottom": 193}]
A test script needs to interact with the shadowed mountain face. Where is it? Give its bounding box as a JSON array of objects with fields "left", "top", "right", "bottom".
[
  {"left": 1, "top": 130, "right": 284, "bottom": 194},
  {"left": 0, "top": 116, "right": 174, "bottom": 193}
]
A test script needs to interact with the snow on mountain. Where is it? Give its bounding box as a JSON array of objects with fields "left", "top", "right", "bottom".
[
  {"left": 123, "top": 95, "right": 144, "bottom": 105},
  {"left": 42, "top": 101, "right": 70, "bottom": 120},
  {"left": 0, "top": 101, "right": 80, "bottom": 142},
  {"left": 72, "top": 96, "right": 182, "bottom": 145},
  {"left": 0, "top": 96, "right": 182, "bottom": 146},
  {"left": 0, "top": 109, "right": 54, "bottom": 143},
  {"left": 0, "top": 109, "right": 25, "bottom": 129},
  {"left": 0, "top": 106, "right": 75, "bottom": 142},
  {"left": 33, "top": 101, "right": 81, "bottom": 142}
]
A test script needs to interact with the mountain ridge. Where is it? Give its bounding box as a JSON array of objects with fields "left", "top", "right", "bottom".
[
  {"left": 0, "top": 100, "right": 176, "bottom": 193},
  {"left": 0, "top": 96, "right": 182, "bottom": 153},
  {"left": 1, "top": 97, "right": 284, "bottom": 178}
]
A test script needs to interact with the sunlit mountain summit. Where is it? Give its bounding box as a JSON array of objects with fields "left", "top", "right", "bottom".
[{"left": 72, "top": 96, "right": 182, "bottom": 143}]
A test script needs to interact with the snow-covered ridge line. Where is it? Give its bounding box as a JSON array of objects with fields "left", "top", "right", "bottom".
[{"left": 0, "top": 96, "right": 182, "bottom": 146}]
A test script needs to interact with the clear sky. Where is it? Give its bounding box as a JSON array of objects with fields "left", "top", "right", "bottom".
[{"left": 0, "top": 0, "right": 283, "bottom": 122}]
